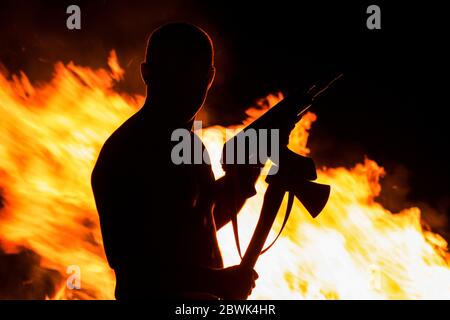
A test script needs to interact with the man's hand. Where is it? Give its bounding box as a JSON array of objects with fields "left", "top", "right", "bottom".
[
  {"left": 214, "top": 265, "right": 259, "bottom": 300},
  {"left": 222, "top": 164, "right": 261, "bottom": 198}
]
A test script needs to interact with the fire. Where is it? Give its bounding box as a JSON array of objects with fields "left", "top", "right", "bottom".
[
  {"left": 0, "top": 52, "right": 449, "bottom": 299},
  {"left": 0, "top": 52, "right": 141, "bottom": 299}
]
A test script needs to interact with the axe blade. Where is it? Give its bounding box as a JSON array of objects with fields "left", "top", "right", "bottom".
[{"left": 293, "top": 181, "right": 330, "bottom": 218}]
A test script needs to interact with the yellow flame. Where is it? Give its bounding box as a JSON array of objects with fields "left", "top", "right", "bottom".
[{"left": 0, "top": 51, "right": 449, "bottom": 299}]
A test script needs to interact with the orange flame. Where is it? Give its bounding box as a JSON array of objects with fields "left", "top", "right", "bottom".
[{"left": 0, "top": 51, "right": 449, "bottom": 299}]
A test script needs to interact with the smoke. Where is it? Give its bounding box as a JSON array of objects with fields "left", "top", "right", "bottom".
[
  {"left": 0, "top": 0, "right": 224, "bottom": 96},
  {"left": 0, "top": 245, "right": 62, "bottom": 299},
  {"left": 0, "top": 189, "right": 63, "bottom": 299},
  {"left": 0, "top": 190, "right": 4, "bottom": 211}
]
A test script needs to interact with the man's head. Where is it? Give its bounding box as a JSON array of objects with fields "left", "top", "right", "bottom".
[{"left": 141, "top": 23, "right": 215, "bottom": 124}]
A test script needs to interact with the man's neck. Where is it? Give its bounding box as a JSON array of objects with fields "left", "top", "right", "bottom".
[{"left": 140, "top": 97, "right": 194, "bottom": 131}]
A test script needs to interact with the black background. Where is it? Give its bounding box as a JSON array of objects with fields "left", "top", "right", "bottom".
[{"left": 0, "top": 0, "right": 449, "bottom": 236}]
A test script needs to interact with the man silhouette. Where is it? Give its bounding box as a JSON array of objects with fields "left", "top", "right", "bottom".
[{"left": 91, "top": 23, "right": 260, "bottom": 300}]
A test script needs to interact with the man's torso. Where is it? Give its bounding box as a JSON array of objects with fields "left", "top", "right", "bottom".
[{"left": 92, "top": 110, "right": 223, "bottom": 298}]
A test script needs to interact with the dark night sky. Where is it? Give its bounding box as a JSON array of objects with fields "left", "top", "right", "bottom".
[{"left": 0, "top": 0, "right": 449, "bottom": 233}]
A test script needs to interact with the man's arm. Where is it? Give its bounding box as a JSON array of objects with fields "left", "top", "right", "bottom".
[
  {"left": 91, "top": 155, "right": 123, "bottom": 271},
  {"left": 213, "top": 165, "right": 261, "bottom": 230}
]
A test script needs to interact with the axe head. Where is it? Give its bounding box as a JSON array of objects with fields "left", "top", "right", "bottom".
[
  {"left": 266, "top": 149, "right": 330, "bottom": 218},
  {"left": 293, "top": 181, "right": 330, "bottom": 218}
]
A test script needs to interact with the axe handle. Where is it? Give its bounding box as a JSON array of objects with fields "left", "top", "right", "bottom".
[{"left": 241, "top": 184, "right": 286, "bottom": 269}]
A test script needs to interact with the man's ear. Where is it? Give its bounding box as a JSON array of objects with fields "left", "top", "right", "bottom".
[
  {"left": 140, "top": 62, "right": 150, "bottom": 85},
  {"left": 207, "top": 66, "right": 216, "bottom": 89}
]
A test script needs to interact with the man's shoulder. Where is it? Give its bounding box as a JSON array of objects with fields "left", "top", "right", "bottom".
[
  {"left": 93, "top": 114, "right": 140, "bottom": 172},
  {"left": 98, "top": 112, "right": 148, "bottom": 158}
]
